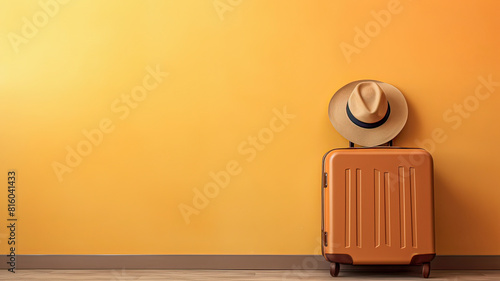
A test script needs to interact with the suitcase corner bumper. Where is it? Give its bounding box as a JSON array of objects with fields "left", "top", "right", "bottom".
[
  {"left": 410, "top": 253, "right": 436, "bottom": 265},
  {"left": 324, "top": 253, "right": 354, "bottom": 265}
]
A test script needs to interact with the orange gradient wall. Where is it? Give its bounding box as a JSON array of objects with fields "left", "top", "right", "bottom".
[{"left": 0, "top": 0, "right": 499, "bottom": 255}]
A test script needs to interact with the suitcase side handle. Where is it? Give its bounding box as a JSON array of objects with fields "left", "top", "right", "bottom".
[{"left": 349, "top": 140, "right": 393, "bottom": 147}]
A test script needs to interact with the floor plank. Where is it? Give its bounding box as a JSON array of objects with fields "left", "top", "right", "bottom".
[{"left": 0, "top": 270, "right": 499, "bottom": 280}]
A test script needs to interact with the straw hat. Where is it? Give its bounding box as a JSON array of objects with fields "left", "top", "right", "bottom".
[{"left": 328, "top": 80, "right": 408, "bottom": 147}]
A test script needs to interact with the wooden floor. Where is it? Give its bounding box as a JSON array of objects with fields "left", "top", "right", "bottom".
[{"left": 0, "top": 270, "right": 499, "bottom": 280}]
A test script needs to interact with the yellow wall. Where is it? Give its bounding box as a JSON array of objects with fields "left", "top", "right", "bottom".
[{"left": 0, "top": 0, "right": 499, "bottom": 255}]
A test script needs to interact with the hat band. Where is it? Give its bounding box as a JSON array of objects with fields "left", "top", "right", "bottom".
[{"left": 346, "top": 102, "right": 391, "bottom": 129}]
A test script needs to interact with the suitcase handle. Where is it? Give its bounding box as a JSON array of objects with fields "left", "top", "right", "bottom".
[{"left": 349, "top": 140, "right": 393, "bottom": 147}]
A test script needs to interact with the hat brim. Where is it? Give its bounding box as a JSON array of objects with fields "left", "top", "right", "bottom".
[{"left": 328, "top": 80, "right": 408, "bottom": 147}]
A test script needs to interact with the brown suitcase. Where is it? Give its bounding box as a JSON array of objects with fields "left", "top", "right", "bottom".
[{"left": 321, "top": 144, "right": 435, "bottom": 278}]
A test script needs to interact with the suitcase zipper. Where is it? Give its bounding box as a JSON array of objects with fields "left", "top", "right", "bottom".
[{"left": 323, "top": 173, "right": 328, "bottom": 188}]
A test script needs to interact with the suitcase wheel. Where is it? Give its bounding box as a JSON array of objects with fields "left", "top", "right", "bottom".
[
  {"left": 422, "top": 262, "right": 430, "bottom": 278},
  {"left": 329, "top": 262, "right": 340, "bottom": 277}
]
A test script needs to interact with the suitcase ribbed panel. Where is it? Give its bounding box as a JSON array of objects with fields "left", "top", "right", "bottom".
[
  {"left": 411, "top": 167, "right": 418, "bottom": 248},
  {"left": 322, "top": 149, "right": 435, "bottom": 265},
  {"left": 345, "top": 168, "right": 363, "bottom": 248},
  {"left": 345, "top": 169, "right": 351, "bottom": 248},
  {"left": 345, "top": 166, "right": 416, "bottom": 250}
]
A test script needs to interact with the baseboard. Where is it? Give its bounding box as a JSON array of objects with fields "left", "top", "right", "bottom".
[
  {"left": 1, "top": 255, "right": 499, "bottom": 270},
  {"left": 432, "top": 255, "right": 500, "bottom": 270}
]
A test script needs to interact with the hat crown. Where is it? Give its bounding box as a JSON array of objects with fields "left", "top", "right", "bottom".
[{"left": 348, "top": 82, "right": 389, "bottom": 124}]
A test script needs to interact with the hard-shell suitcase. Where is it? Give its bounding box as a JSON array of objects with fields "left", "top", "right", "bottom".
[{"left": 321, "top": 144, "right": 435, "bottom": 278}]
